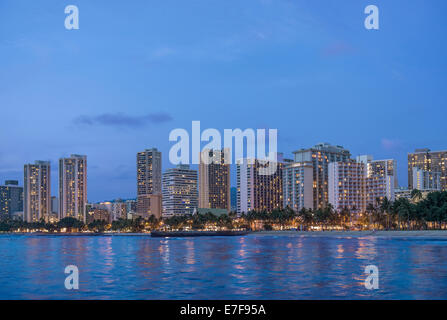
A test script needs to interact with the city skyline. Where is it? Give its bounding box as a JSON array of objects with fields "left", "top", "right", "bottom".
[
  {"left": 1, "top": 1, "right": 446, "bottom": 202},
  {"left": 3, "top": 143, "right": 447, "bottom": 203}
]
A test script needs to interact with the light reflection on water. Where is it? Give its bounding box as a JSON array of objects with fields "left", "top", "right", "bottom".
[{"left": 0, "top": 234, "right": 447, "bottom": 299}]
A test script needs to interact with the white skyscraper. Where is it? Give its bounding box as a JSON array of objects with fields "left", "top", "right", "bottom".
[
  {"left": 357, "top": 155, "right": 397, "bottom": 204},
  {"left": 283, "top": 161, "right": 314, "bottom": 212},
  {"left": 162, "top": 165, "right": 198, "bottom": 217}
]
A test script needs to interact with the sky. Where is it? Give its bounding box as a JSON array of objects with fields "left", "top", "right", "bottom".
[{"left": 1, "top": 0, "right": 446, "bottom": 202}]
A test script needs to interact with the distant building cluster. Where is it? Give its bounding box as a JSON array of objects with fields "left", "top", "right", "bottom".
[{"left": 1, "top": 144, "right": 446, "bottom": 222}]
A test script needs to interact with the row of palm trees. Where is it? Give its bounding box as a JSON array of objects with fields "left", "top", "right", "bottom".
[
  {"left": 1, "top": 190, "right": 446, "bottom": 232},
  {"left": 239, "top": 190, "right": 447, "bottom": 231},
  {"left": 0, "top": 216, "right": 148, "bottom": 233},
  {"left": 365, "top": 190, "right": 447, "bottom": 230}
]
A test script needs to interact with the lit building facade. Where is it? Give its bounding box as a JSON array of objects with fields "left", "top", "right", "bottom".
[
  {"left": 293, "top": 143, "right": 351, "bottom": 209},
  {"left": 412, "top": 167, "right": 441, "bottom": 191},
  {"left": 59, "top": 155, "right": 87, "bottom": 221},
  {"left": 24, "top": 161, "right": 51, "bottom": 222},
  {"left": 236, "top": 156, "right": 285, "bottom": 214},
  {"left": 357, "top": 155, "right": 397, "bottom": 205},
  {"left": 283, "top": 161, "right": 314, "bottom": 212},
  {"left": 0, "top": 180, "right": 23, "bottom": 218},
  {"left": 136, "top": 194, "right": 162, "bottom": 219},
  {"left": 85, "top": 203, "right": 111, "bottom": 224},
  {"left": 328, "top": 160, "right": 366, "bottom": 214},
  {"left": 162, "top": 165, "right": 198, "bottom": 217},
  {"left": 199, "top": 149, "right": 231, "bottom": 211},
  {"left": 137, "top": 148, "right": 162, "bottom": 217},
  {"left": 137, "top": 148, "right": 162, "bottom": 196},
  {"left": 408, "top": 148, "right": 447, "bottom": 191}
]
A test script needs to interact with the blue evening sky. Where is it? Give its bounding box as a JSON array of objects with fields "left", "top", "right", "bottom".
[{"left": 1, "top": 0, "right": 446, "bottom": 202}]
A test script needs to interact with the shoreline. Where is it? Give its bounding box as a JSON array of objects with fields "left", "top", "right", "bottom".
[
  {"left": 1, "top": 230, "right": 447, "bottom": 238},
  {"left": 251, "top": 230, "right": 447, "bottom": 238}
]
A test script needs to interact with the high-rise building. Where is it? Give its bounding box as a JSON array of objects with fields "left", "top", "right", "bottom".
[
  {"left": 283, "top": 161, "right": 314, "bottom": 212},
  {"left": 199, "top": 149, "right": 231, "bottom": 211},
  {"left": 59, "top": 155, "right": 87, "bottom": 221},
  {"left": 0, "top": 180, "right": 23, "bottom": 218},
  {"left": 162, "top": 165, "right": 198, "bottom": 217},
  {"left": 24, "top": 161, "right": 51, "bottom": 222},
  {"left": 136, "top": 148, "right": 162, "bottom": 218},
  {"left": 357, "top": 155, "right": 397, "bottom": 205},
  {"left": 236, "top": 155, "right": 285, "bottom": 214},
  {"left": 137, "top": 148, "right": 162, "bottom": 196},
  {"left": 408, "top": 148, "right": 447, "bottom": 191},
  {"left": 412, "top": 167, "right": 441, "bottom": 191},
  {"left": 293, "top": 143, "right": 351, "bottom": 209},
  {"left": 328, "top": 160, "right": 366, "bottom": 214}
]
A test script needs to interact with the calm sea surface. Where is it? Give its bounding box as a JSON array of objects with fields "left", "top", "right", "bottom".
[{"left": 0, "top": 234, "right": 446, "bottom": 299}]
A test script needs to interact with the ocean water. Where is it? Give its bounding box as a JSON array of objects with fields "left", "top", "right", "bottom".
[{"left": 0, "top": 234, "right": 446, "bottom": 299}]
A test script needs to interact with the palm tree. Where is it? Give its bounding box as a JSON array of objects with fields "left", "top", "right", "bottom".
[
  {"left": 380, "top": 197, "right": 391, "bottom": 230},
  {"left": 366, "top": 203, "right": 375, "bottom": 229},
  {"left": 411, "top": 189, "right": 423, "bottom": 203}
]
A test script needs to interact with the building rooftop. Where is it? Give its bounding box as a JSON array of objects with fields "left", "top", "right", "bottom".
[{"left": 293, "top": 143, "right": 350, "bottom": 155}]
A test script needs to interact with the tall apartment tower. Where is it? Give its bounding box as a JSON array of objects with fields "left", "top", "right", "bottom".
[
  {"left": 162, "top": 165, "right": 198, "bottom": 217},
  {"left": 199, "top": 149, "right": 231, "bottom": 211},
  {"left": 283, "top": 161, "right": 314, "bottom": 212},
  {"left": 0, "top": 180, "right": 23, "bottom": 218},
  {"left": 137, "top": 148, "right": 162, "bottom": 196},
  {"left": 24, "top": 161, "right": 51, "bottom": 222},
  {"left": 328, "top": 160, "right": 366, "bottom": 214},
  {"left": 357, "top": 155, "right": 397, "bottom": 204},
  {"left": 59, "top": 155, "right": 87, "bottom": 221},
  {"left": 293, "top": 143, "right": 351, "bottom": 209},
  {"left": 408, "top": 148, "right": 447, "bottom": 191},
  {"left": 236, "top": 155, "right": 285, "bottom": 214},
  {"left": 136, "top": 148, "right": 162, "bottom": 218}
]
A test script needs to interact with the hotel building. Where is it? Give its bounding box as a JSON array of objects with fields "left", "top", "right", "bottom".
[
  {"left": 59, "top": 155, "right": 87, "bottom": 221},
  {"left": 408, "top": 148, "right": 447, "bottom": 191},
  {"left": 199, "top": 149, "right": 231, "bottom": 211},
  {"left": 236, "top": 155, "right": 285, "bottom": 214},
  {"left": 328, "top": 160, "right": 366, "bottom": 214},
  {"left": 412, "top": 167, "right": 441, "bottom": 191},
  {"left": 283, "top": 161, "right": 314, "bottom": 212},
  {"left": 162, "top": 165, "right": 198, "bottom": 217},
  {"left": 357, "top": 155, "right": 397, "bottom": 205},
  {"left": 136, "top": 148, "right": 162, "bottom": 218},
  {"left": 0, "top": 180, "right": 23, "bottom": 218},
  {"left": 293, "top": 143, "right": 351, "bottom": 209},
  {"left": 85, "top": 203, "right": 111, "bottom": 224},
  {"left": 24, "top": 161, "right": 51, "bottom": 222}
]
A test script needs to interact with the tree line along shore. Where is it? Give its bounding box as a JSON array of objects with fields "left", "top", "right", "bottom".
[{"left": 1, "top": 190, "right": 447, "bottom": 234}]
